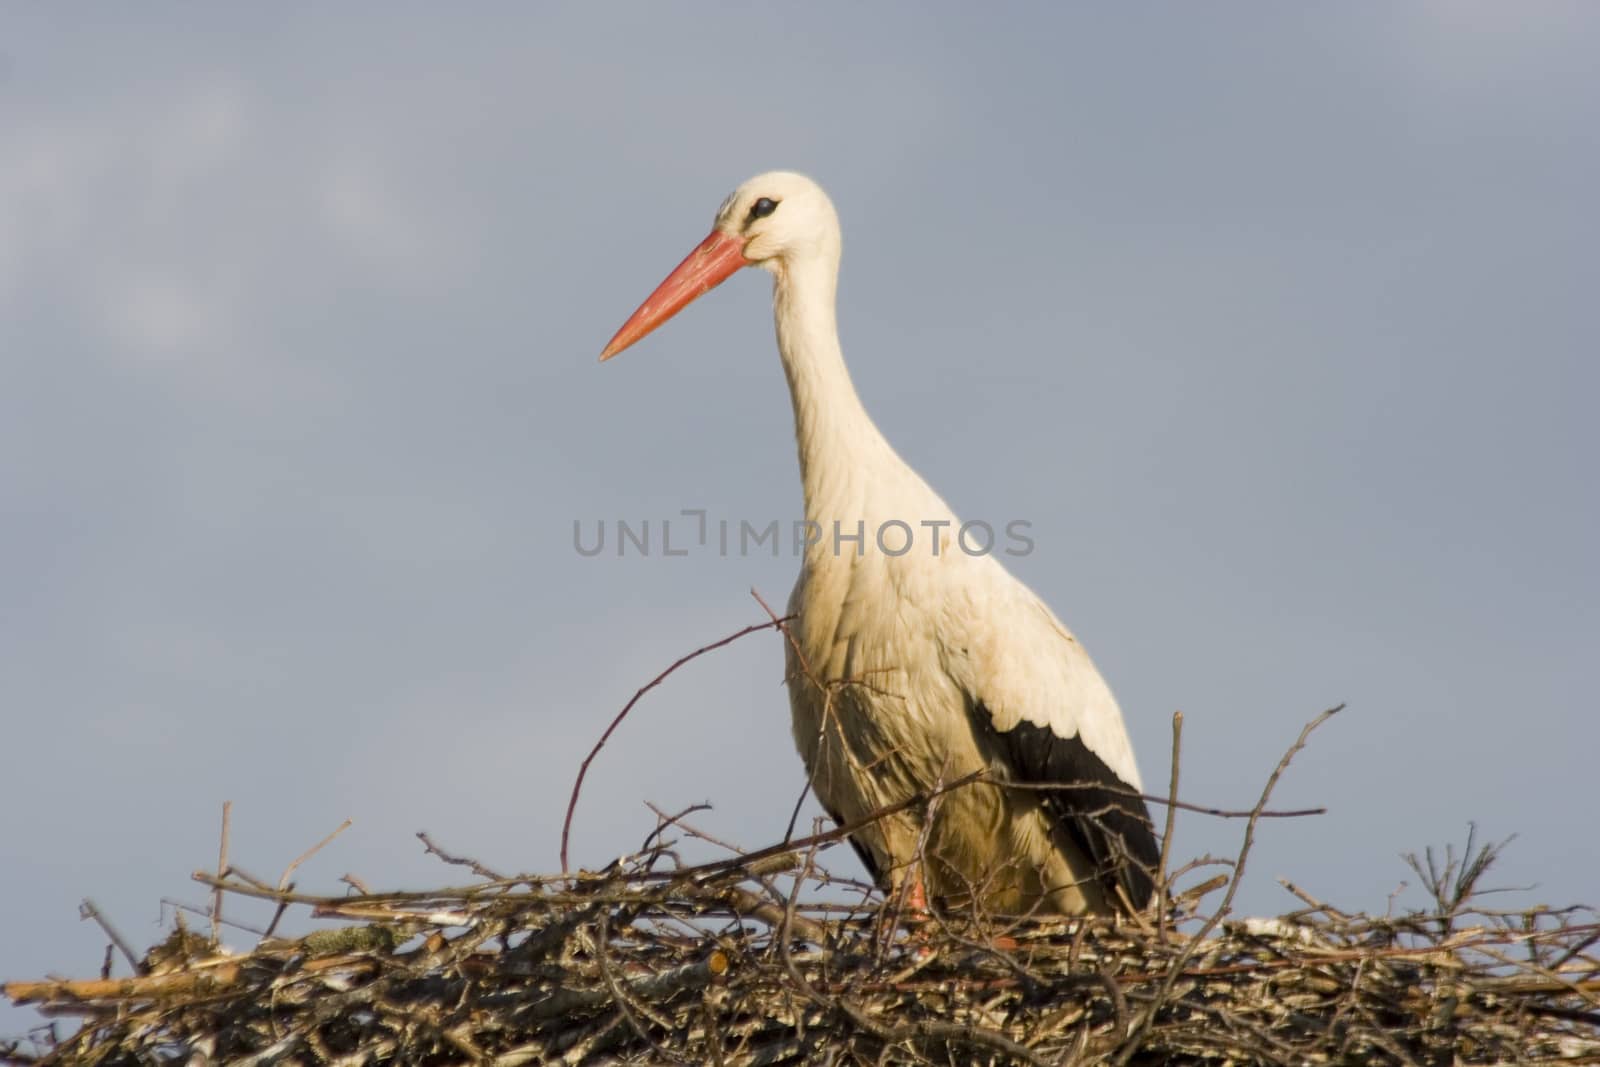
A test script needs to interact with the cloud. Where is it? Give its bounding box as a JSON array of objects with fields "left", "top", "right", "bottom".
[
  {"left": 0, "top": 78, "right": 250, "bottom": 363},
  {"left": 317, "top": 152, "right": 434, "bottom": 280},
  {"left": 0, "top": 122, "right": 103, "bottom": 302},
  {"left": 95, "top": 269, "right": 227, "bottom": 361}
]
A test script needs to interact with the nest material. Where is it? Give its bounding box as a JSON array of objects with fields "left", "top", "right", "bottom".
[{"left": 6, "top": 826, "right": 1600, "bottom": 1067}]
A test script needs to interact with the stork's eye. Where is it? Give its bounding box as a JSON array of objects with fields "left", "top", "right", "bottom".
[{"left": 749, "top": 197, "right": 778, "bottom": 220}]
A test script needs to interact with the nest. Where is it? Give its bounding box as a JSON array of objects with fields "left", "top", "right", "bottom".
[
  {"left": 4, "top": 629, "right": 1595, "bottom": 1065},
  {"left": 5, "top": 814, "right": 1599, "bottom": 1066}
]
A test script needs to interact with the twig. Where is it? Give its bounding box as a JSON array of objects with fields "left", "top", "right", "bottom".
[
  {"left": 999, "top": 777, "right": 1325, "bottom": 820},
  {"left": 748, "top": 588, "right": 911, "bottom": 852},
  {"left": 1114, "top": 705, "right": 1342, "bottom": 1066},
  {"left": 1211, "top": 706, "right": 1342, "bottom": 925},
  {"left": 77, "top": 900, "right": 140, "bottom": 975},
  {"left": 713, "top": 879, "right": 830, "bottom": 945},
  {"left": 674, "top": 770, "right": 986, "bottom": 886},
  {"left": 771, "top": 840, "right": 1050, "bottom": 1066},
  {"left": 642, "top": 801, "right": 745, "bottom": 857},
  {"left": 278, "top": 818, "right": 354, "bottom": 891},
  {"left": 261, "top": 899, "right": 292, "bottom": 943},
  {"left": 745, "top": 592, "right": 815, "bottom": 835},
  {"left": 213, "top": 800, "right": 231, "bottom": 945},
  {"left": 161, "top": 897, "right": 267, "bottom": 938},
  {"left": 561, "top": 614, "right": 794, "bottom": 873},
  {"left": 417, "top": 831, "right": 506, "bottom": 881},
  {"left": 224, "top": 865, "right": 277, "bottom": 892},
  {"left": 1156, "top": 711, "right": 1183, "bottom": 934},
  {"left": 593, "top": 906, "right": 679, "bottom": 1061}
]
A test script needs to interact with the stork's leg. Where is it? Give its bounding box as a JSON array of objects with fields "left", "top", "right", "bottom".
[
  {"left": 888, "top": 858, "right": 929, "bottom": 923},
  {"left": 887, "top": 864, "right": 935, "bottom": 960},
  {"left": 872, "top": 862, "right": 932, "bottom": 957},
  {"left": 905, "top": 868, "right": 929, "bottom": 916}
]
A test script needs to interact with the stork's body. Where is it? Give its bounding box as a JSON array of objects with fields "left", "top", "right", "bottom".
[{"left": 602, "top": 173, "right": 1159, "bottom": 914}]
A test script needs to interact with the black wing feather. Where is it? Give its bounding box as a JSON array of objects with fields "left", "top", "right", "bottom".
[{"left": 974, "top": 703, "right": 1160, "bottom": 911}]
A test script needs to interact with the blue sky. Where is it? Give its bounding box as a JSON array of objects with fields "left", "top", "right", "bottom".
[{"left": 3, "top": 5, "right": 1596, "bottom": 1036}]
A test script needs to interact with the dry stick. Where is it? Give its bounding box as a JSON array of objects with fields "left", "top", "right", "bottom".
[
  {"left": 194, "top": 763, "right": 1268, "bottom": 917},
  {"left": 773, "top": 842, "right": 1049, "bottom": 1067},
  {"left": 747, "top": 588, "right": 824, "bottom": 844},
  {"left": 673, "top": 761, "right": 1315, "bottom": 896},
  {"left": 213, "top": 800, "right": 232, "bottom": 945},
  {"left": 642, "top": 801, "right": 745, "bottom": 857},
  {"left": 162, "top": 897, "right": 268, "bottom": 938},
  {"left": 676, "top": 770, "right": 986, "bottom": 886},
  {"left": 715, "top": 881, "right": 831, "bottom": 945},
  {"left": 224, "top": 865, "right": 278, "bottom": 892},
  {"left": 781, "top": 771, "right": 811, "bottom": 848},
  {"left": 1553, "top": 926, "right": 1600, "bottom": 972},
  {"left": 261, "top": 899, "right": 293, "bottom": 944},
  {"left": 560, "top": 615, "right": 795, "bottom": 874},
  {"left": 748, "top": 589, "right": 904, "bottom": 849},
  {"left": 254, "top": 817, "right": 354, "bottom": 943},
  {"left": 191, "top": 763, "right": 1295, "bottom": 919},
  {"left": 637, "top": 801, "right": 714, "bottom": 860},
  {"left": 417, "top": 831, "right": 506, "bottom": 881},
  {"left": 593, "top": 907, "right": 679, "bottom": 1063},
  {"left": 5, "top": 950, "right": 382, "bottom": 1007},
  {"left": 1155, "top": 712, "right": 1183, "bottom": 940},
  {"left": 1208, "top": 706, "right": 1342, "bottom": 926},
  {"left": 1156, "top": 932, "right": 1600, "bottom": 979},
  {"left": 1000, "top": 778, "right": 1325, "bottom": 821},
  {"left": 1113, "top": 704, "right": 1343, "bottom": 1067},
  {"left": 1474, "top": 944, "right": 1600, "bottom": 1010},
  {"left": 1280, "top": 877, "right": 1351, "bottom": 922},
  {"left": 78, "top": 900, "right": 141, "bottom": 975},
  {"left": 7, "top": 965, "right": 245, "bottom": 1006},
  {"left": 192, "top": 868, "right": 575, "bottom": 909},
  {"left": 278, "top": 819, "right": 354, "bottom": 892}
]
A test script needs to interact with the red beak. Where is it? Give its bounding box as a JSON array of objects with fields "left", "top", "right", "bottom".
[{"left": 599, "top": 230, "right": 751, "bottom": 361}]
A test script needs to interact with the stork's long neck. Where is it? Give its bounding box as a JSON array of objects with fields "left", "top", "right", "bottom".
[{"left": 772, "top": 256, "right": 900, "bottom": 527}]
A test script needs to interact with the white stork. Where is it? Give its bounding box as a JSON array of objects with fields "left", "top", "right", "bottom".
[{"left": 599, "top": 172, "right": 1159, "bottom": 915}]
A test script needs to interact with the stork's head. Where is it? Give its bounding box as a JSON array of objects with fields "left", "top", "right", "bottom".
[{"left": 599, "top": 171, "right": 838, "bottom": 361}]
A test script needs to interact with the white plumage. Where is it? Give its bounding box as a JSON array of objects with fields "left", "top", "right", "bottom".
[{"left": 602, "top": 172, "right": 1158, "bottom": 915}]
